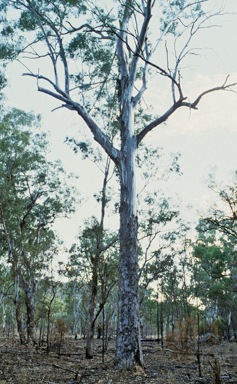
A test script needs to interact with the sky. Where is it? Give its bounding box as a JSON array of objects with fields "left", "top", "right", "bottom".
[{"left": 3, "top": 0, "right": 237, "bottom": 251}]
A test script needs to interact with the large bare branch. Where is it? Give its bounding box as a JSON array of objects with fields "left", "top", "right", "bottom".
[
  {"left": 133, "top": 1, "right": 209, "bottom": 105},
  {"left": 136, "top": 98, "right": 184, "bottom": 146},
  {"left": 92, "top": 280, "right": 117, "bottom": 325},
  {"left": 153, "top": 0, "right": 209, "bottom": 56},
  {"left": 204, "top": 216, "right": 237, "bottom": 239},
  {"left": 132, "top": 1, "right": 221, "bottom": 108},
  {"left": 65, "top": 21, "right": 115, "bottom": 40},
  {"left": 23, "top": 72, "right": 121, "bottom": 165},
  {"left": 171, "top": 10, "right": 224, "bottom": 103},
  {"left": 0, "top": 203, "right": 12, "bottom": 258},
  {"left": 21, "top": 191, "right": 42, "bottom": 231},
  {"left": 129, "top": 0, "right": 152, "bottom": 87},
  {"left": 57, "top": 34, "right": 70, "bottom": 95},
  {"left": 25, "top": 0, "right": 59, "bottom": 88},
  {"left": 22, "top": 73, "right": 69, "bottom": 99},
  {"left": 116, "top": 0, "right": 133, "bottom": 78},
  {"left": 26, "top": 0, "right": 70, "bottom": 95},
  {"left": 110, "top": 24, "right": 182, "bottom": 102},
  {"left": 182, "top": 76, "right": 237, "bottom": 110},
  {"left": 132, "top": 61, "right": 148, "bottom": 107},
  {"left": 136, "top": 76, "right": 237, "bottom": 146}
]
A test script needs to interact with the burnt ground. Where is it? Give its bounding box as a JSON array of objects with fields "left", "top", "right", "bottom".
[{"left": 0, "top": 336, "right": 236, "bottom": 384}]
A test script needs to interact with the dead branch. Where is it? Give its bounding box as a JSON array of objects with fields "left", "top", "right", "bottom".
[
  {"left": 182, "top": 76, "right": 237, "bottom": 110},
  {"left": 137, "top": 76, "right": 237, "bottom": 146}
]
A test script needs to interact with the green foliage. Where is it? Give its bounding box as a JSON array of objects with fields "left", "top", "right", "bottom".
[
  {"left": 191, "top": 217, "right": 237, "bottom": 329},
  {"left": 136, "top": 144, "right": 182, "bottom": 296},
  {"left": 0, "top": 43, "right": 16, "bottom": 60},
  {"left": 194, "top": 241, "right": 229, "bottom": 279},
  {"left": 0, "top": 71, "right": 7, "bottom": 97},
  {"left": 1, "top": 25, "right": 14, "bottom": 36},
  {"left": 67, "top": 28, "right": 114, "bottom": 75},
  {"left": 134, "top": 106, "right": 155, "bottom": 134},
  {"left": 136, "top": 145, "right": 181, "bottom": 191},
  {"left": 214, "top": 317, "right": 226, "bottom": 336},
  {"left": 18, "top": 11, "right": 38, "bottom": 31},
  {"left": 0, "top": 107, "right": 77, "bottom": 279},
  {"left": 139, "top": 192, "right": 179, "bottom": 235},
  {"left": 160, "top": 0, "right": 204, "bottom": 35}
]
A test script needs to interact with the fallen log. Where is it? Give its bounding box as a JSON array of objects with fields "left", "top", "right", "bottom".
[{"left": 199, "top": 333, "right": 219, "bottom": 344}]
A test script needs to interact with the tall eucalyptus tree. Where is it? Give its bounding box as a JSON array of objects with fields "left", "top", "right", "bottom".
[{"left": 1, "top": 0, "right": 236, "bottom": 367}]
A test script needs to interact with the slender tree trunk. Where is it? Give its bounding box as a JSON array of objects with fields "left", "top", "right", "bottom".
[
  {"left": 197, "top": 307, "right": 202, "bottom": 377},
  {"left": 39, "top": 318, "right": 45, "bottom": 345},
  {"left": 73, "top": 283, "right": 80, "bottom": 340},
  {"left": 86, "top": 264, "right": 98, "bottom": 359},
  {"left": 86, "top": 158, "right": 112, "bottom": 358},
  {"left": 231, "top": 318, "right": 237, "bottom": 339},
  {"left": 12, "top": 308, "right": 15, "bottom": 337},
  {"left": 160, "top": 281, "right": 164, "bottom": 348},
  {"left": 102, "top": 277, "right": 105, "bottom": 364},
  {"left": 85, "top": 278, "right": 111, "bottom": 354},
  {"left": 157, "top": 304, "right": 160, "bottom": 341},
  {"left": 74, "top": 321, "right": 78, "bottom": 340},
  {"left": 14, "top": 274, "right": 25, "bottom": 344},
  {"left": 166, "top": 300, "right": 171, "bottom": 336},
  {"left": 46, "top": 305, "right": 51, "bottom": 354},
  {"left": 211, "top": 299, "right": 215, "bottom": 322},
  {"left": 11, "top": 262, "right": 25, "bottom": 342},
  {"left": 46, "top": 288, "right": 56, "bottom": 354},
  {"left": 2, "top": 302, "right": 6, "bottom": 335},
  {"left": 215, "top": 298, "right": 218, "bottom": 319},
  {"left": 156, "top": 284, "right": 160, "bottom": 342},
  {"left": 0, "top": 284, "right": 7, "bottom": 335},
  {"left": 172, "top": 311, "right": 175, "bottom": 335}
]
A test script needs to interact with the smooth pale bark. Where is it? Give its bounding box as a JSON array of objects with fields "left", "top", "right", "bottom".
[
  {"left": 160, "top": 281, "right": 164, "bottom": 347},
  {"left": 0, "top": 289, "right": 6, "bottom": 334},
  {"left": 115, "top": 81, "right": 143, "bottom": 367},
  {"left": 2, "top": 303, "right": 6, "bottom": 334},
  {"left": 73, "top": 283, "right": 81, "bottom": 339}
]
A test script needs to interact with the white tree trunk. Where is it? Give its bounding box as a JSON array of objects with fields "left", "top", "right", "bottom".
[
  {"left": 73, "top": 284, "right": 81, "bottom": 339},
  {"left": 115, "top": 93, "right": 143, "bottom": 368},
  {"left": 2, "top": 302, "right": 6, "bottom": 334}
]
